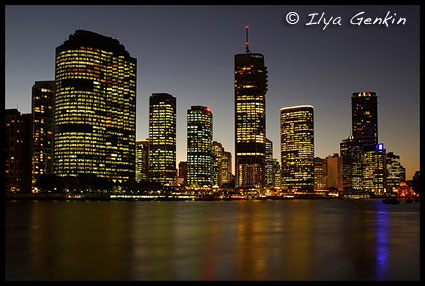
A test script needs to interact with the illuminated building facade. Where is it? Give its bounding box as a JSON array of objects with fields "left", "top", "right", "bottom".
[
  {"left": 280, "top": 105, "right": 314, "bottom": 191},
  {"left": 362, "top": 144, "right": 386, "bottom": 195},
  {"left": 234, "top": 26, "right": 268, "bottom": 189},
  {"left": 221, "top": 151, "right": 233, "bottom": 186},
  {"left": 5, "top": 109, "right": 33, "bottom": 192},
  {"left": 385, "top": 152, "right": 405, "bottom": 193},
  {"left": 271, "top": 159, "right": 281, "bottom": 187},
  {"left": 212, "top": 141, "right": 224, "bottom": 187},
  {"left": 187, "top": 106, "right": 213, "bottom": 187},
  {"left": 54, "top": 30, "right": 137, "bottom": 182},
  {"left": 149, "top": 93, "right": 176, "bottom": 185},
  {"left": 135, "top": 140, "right": 149, "bottom": 182},
  {"left": 325, "top": 153, "right": 343, "bottom": 191},
  {"left": 32, "top": 81, "right": 55, "bottom": 182},
  {"left": 265, "top": 138, "right": 273, "bottom": 185},
  {"left": 352, "top": 92, "right": 378, "bottom": 147},
  {"left": 340, "top": 136, "right": 363, "bottom": 191},
  {"left": 314, "top": 157, "right": 326, "bottom": 190}
]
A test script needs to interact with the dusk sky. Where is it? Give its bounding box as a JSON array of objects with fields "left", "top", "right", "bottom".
[{"left": 5, "top": 5, "right": 420, "bottom": 178}]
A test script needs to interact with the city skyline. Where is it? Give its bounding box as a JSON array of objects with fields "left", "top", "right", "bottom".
[{"left": 5, "top": 5, "right": 420, "bottom": 178}]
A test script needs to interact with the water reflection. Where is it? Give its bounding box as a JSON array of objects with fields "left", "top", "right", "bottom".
[{"left": 5, "top": 199, "right": 420, "bottom": 281}]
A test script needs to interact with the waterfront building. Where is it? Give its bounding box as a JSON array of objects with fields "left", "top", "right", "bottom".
[
  {"left": 234, "top": 26, "right": 268, "bottom": 189},
  {"left": 178, "top": 161, "right": 187, "bottom": 185},
  {"left": 212, "top": 141, "right": 224, "bottom": 187},
  {"left": 280, "top": 105, "right": 314, "bottom": 192},
  {"left": 385, "top": 152, "right": 406, "bottom": 193},
  {"left": 54, "top": 30, "right": 137, "bottom": 183},
  {"left": 135, "top": 140, "right": 149, "bottom": 182},
  {"left": 187, "top": 106, "right": 213, "bottom": 187},
  {"left": 149, "top": 93, "right": 176, "bottom": 185},
  {"left": 265, "top": 138, "right": 273, "bottom": 185},
  {"left": 31, "top": 81, "right": 55, "bottom": 183},
  {"left": 362, "top": 144, "right": 386, "bottom": 195},
  {"left": 352, "top": 92, "right": 378, "bottom": 147},
  {"left": 5, "top": 109, "right": 32, "bottom": 192},
  {"left": 340, "top": 136, "right": 363, "bottom": 191},
  {"left": 221, "top": 151, "right": 233, "bottom": 186},
  {"left": 325, "top": 153, "right": 343, "bottom": 191},
  {"left": 314, "top": 157, "right": 326, "bottom": 190},
  {"left": 271, "top": 159, "right": 281, "bottom": 187}
]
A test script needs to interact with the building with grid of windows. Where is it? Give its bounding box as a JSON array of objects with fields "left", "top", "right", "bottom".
[
  {"left": 187, "top": 106, "right": 213, "bottom": 187},
  {"left": 54, "top": 30, "right": 136, "bottom": 183},
  {"left": 135, "top": 139, "right": 149, "bottom": 182},
  {"left": 32, "top": 81, "right": 55, "bottom": 183},
  {"left": 340, "top": 136, "right": 363, "bottom": 191},
  {"left": 352, "top": 92, "right": 378, "bottom": 147},
  {"left": 234, "top": 30, "right": 268, "bottom": 189},
  {"left": 149, "top": 93, "right": 176, "bottom": 185},
  {"left": 280, "top": 105, "right": 314, "bottom": 192}
]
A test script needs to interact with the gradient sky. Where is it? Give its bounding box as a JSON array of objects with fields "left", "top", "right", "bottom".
[{"left": 5, "top": 5, "right": 420, "bottom": 178}]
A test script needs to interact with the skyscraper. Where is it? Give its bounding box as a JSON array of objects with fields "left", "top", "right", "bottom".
[
  {"left": 187, "top": 106, "right": 213, "bottom": 187},
  {"left": 32, "top": 81, "right": 55, "bottom": 182},
  {"left": 135, "top": 140, "right": 149, "bottom": 182},
  {"left": 352, "top": 92, "right": 378, "bottom": 147},
  {"left": 234, "top": 26, "right": 268, "bottom": 189},
  {"left": 265, "top": 138, "right": 273, "bottom": 185},
  {"left": 385, "top": 152, "right": 406, "bottom": 192},
  {"left": 149, "top": 93, "right": 176, "bottom": 185},
  {"left": 5, "top": 109, "right": 32, "bottom": 193},
  {"left": 362, "top": 144, "right": 386, "bottom": 195},
  {"left": 340, "top": 136, "right": 363, "bottom": 191},
  {"left": 54, "top": 30, "right": 137, "bottom": 183},
  {"left": 280, "top": 105, "right": 314, "bottom": 192}
]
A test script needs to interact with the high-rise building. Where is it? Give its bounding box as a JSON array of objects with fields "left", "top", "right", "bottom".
[
  {"left": 340, "top": 136, "right": 363, "bottom": 191},
  {"left": 352, "top": 92, "right": 378, "bottom": 147},
  {"left": 187, "top": 106, "right": 213, "bottom": 187},
  {"left": 178, "top": 161, "right": 188, "bottom": 185},
  {"left": 135, "top": 140, "right": 149, "bottom": 182},
  {"left": 325, "top": 153, "right": 343, "bottom": 191},
  {"left": 32, "top": 81, "right": 55, "bottom": 183},
  {"left": 385, "top": 152, "right": 405, "bottom": 193},
  {"left": 212, "top": 141, "right": 224, "bottom": 187},
  {"left": 221, "top": 151, "right": 233, "bottom": 186},
  {"left": 362, "top": 144, "right": 386, "bottom": 195},
  {"left": 280, "top": 105, "right": 314, "bottom": 192},
  {"left": 54, "top": 30, "right": 137, "bottom": 183},
  {"left": 234, "top": 26, "right": 268, "bottom": 189},
  {"left": 5, "top": 109, "right": 33, "bottom": 193},
  {"left": 265, "top": 138, "right": 273, "bottom": 185},
  {"left": 314, "top": 157, "right": 326, "bottom": 190},
  {"left": 271, "top": 159, "right": 281, "bottom": 187},
  {"left": 149, "top": 93, "right": 176, "bottom": 185}
]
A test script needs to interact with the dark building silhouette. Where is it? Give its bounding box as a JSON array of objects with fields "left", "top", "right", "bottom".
[
  {"left": 149, "top": 93, "right": 176, "bottom": 185},
  {"left": 234, "top": 26, "right": 268, "bottom": 189},
  {"left": 54, "top": 30, "right": 137, "bottom": 183},
  {"left": 5, "top": 109, "right": 32, "bottom": 193},
  {"left": 135, "top": 139, "right": 149, "bottom": 182},
  {"left": 352, "top": 92, "right": 378, "bottom": 147},
  {"left": 32, "top": 81, "right": 55, "bottom": 183}
]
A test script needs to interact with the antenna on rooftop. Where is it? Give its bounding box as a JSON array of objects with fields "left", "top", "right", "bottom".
[{"left": 245, "top": 25, "right": 250, "bottom": 53}]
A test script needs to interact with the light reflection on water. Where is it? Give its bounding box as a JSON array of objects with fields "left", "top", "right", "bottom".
[{"left": 5, "top": 199, "right": 420, "bottom": 281}]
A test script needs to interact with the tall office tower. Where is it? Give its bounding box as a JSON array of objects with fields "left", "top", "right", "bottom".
[
  {"left": 54, "top": 30, "right": 137, "bottom": 183},
  {"left": 313, "top": 157, "right": 326, "bottom": 190},
  {"left": 325, "top": 153, "right": 343, "bottom": 191},
  {"left": 340, "top": 136, "right": 363, "bottom": 191},
  {"left": 362, "top": 144, "right": 386, "bottom": 195},
  {"left": 212, "top": 141, "right": 224, "bottom": 187},
  {"left": 149, "top": 93, "right": 176, "bottom": 185},
  {"left": 385, "top": 152, "right": 405, "bottom": 193},
  {"left": 280, "top": 105, "right": 314, "bottom": 192},
  {"left": 234, "top": 26, "right": 268, "bottom": 189},
  {"left": 352, "top": 92, "right": 378, "bottom": 147},
  {"left": 187, "top": 106, "right": 213, "bottom": 187},
  {"left": 32, "top": 81, "right": 55, "bottom": 183},
  {"left": 178, "top": 161, "right": 188, "bottom": 185},
  {"left": 271, "top": 159, "right": 281, "bottom": 187},
  {"left": 265, "top": 138, "right": 273, "bottom": 185},
  {"left": 135, "top": 140, "right": 149, "bottom": 182},
  {"left": 5, "top": 109, "right": 33, "bottom": 193},
  {"left": 221, "top": 151, "right": 233, "bottom": 186}
]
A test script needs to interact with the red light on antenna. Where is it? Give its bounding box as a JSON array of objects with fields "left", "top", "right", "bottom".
[
  {"left": 245, "top": 25, "right": 249, "bottom": 29},
  {"left": 245, "top": 42, "right": 249, "bottom": 46}
]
